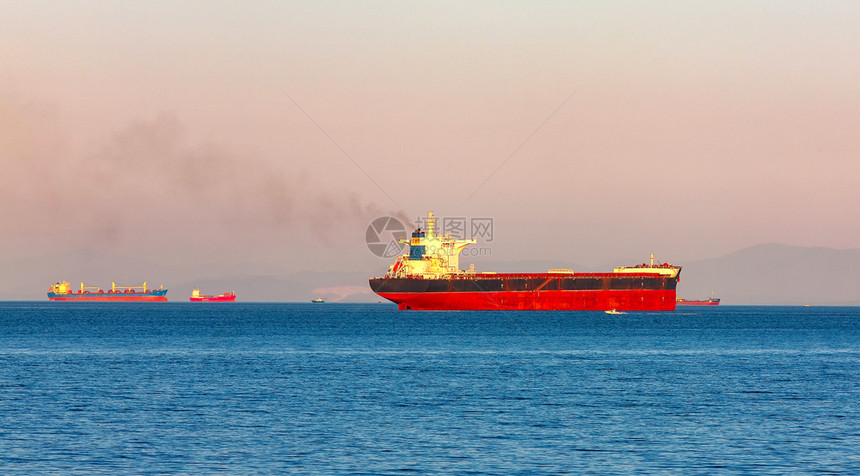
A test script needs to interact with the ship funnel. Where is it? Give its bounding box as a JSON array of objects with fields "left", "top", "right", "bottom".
[{"left": 409, "top": 229, "right": 426, "bottom": 260}]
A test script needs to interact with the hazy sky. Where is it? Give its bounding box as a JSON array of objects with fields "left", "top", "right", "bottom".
[{"left": 2, "top": 1, "right": 859, "bottom": 273}]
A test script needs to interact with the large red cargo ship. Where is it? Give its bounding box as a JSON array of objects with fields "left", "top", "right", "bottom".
[
  {"left": 369, "top": 211, "right": 681, "bottom": 311},
  {"left": 47, "top": 281, "right": 168, "bottom": 302}
]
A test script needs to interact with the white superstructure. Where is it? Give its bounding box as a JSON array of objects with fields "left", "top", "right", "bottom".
[
  {"left": 386, "top": 211, "right": 477, "bottom": 278},
  {"left": 613, "top": 252, "right": 680, "bottom": 278}
]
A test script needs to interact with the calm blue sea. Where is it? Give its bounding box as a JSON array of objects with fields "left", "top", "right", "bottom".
[{"left": 1, "top": 302, "right": 858, "bottom": 474}]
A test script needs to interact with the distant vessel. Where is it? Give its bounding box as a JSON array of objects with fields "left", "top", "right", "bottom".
[
  {"left": 369, "top": 211, "right": 681, "bottom": 311},
  {"left": 189, "top": 289, "right": 236, "bottom": 302},
  {"left": 47, "top": 281, "right": 168, "bottom": 302},
  {"left": 676, "top": 293, "right": 720, "bottom": 305},
  {"left": 311, "top": 298, "right": 325, "bottom": 304},
  {"left": 605, "top": 309, "right": 624, "bottom": 315}
]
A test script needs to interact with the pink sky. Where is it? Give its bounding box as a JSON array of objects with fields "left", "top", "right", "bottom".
[{"left": 2, "top": 2, "right": 859, "bottom": 274}]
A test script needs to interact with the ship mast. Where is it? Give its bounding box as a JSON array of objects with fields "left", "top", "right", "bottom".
[{"left": 426, "top": 210, "right": 436, "bottom": 239}]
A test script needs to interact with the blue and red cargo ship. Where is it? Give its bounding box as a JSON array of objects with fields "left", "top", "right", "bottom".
[
  {"left": 48, "top": 281, "right": 168, "bottom": 302},
  {"left": 369, "top": 211, "right": 682, "bottom": 311}
]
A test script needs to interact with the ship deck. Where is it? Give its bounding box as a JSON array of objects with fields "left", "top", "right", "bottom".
[{"left": 374, "top": 272, "right": 671, "bottom": 280}]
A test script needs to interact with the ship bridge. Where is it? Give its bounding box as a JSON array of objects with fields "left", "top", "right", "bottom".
[{"left": 388, "top": 210, "right": 476, "bottom": 278}]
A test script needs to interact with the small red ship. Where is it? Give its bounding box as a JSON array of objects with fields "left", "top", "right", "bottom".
[
  {"left": 48, "top": 281, "right": 168, "bottom": 302},
  {"left": 369, "top": 211, "right": 682, "bottom": 311},
  {"left": 189, "top": 289, "right": 236, "bottom": 302}
]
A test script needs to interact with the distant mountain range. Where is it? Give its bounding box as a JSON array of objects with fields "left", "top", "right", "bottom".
[
  {"left": 3, "top": 244, "right": 859, "bottom": 304},
  {"left": 480, "top": 244, "right": 860, "bottom": 305},
  {"left": 674, "top": 244, "right": 860, "bottom": 305},
  {"left": 0, "top": 249, "right": 376, "bottom": 303}
]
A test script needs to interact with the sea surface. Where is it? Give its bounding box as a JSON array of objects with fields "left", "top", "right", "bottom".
[{"left": 1, "top": 302, "right": 858, "bottom": 475}]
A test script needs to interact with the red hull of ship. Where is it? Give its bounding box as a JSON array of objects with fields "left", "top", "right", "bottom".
[
  {"left": 189, "top": 295, "right": 236, "bottom": 302},
  {"left": 376, "top": 289, "right": 677, "bottom": 311},
  {"left": 48, "top": 295, "right": 168, "bottom": 302}
]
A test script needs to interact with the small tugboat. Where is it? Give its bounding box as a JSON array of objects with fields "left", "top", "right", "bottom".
[
  {"left": 189, "top": 289, "right": 236, "bottom": 302},
  {"left": 604, "top": 309, "right": 624, "bottom": 315},
  {"left": 311, "top": 298, "right": 325, "bottom": 304}
]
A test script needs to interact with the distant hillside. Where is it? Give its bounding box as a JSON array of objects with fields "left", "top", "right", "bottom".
[
  {"left": 477, "top": 244, "right": 860, "bottom": 305},
  {"left": 3, "top": 244, "right": 859, "bottom": 304},
  {"left": 676, "top": 244, "right": 860, "bottom": 305},
  {"left": 0, "top": 250, "right": 372, "bottom": 302}
]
